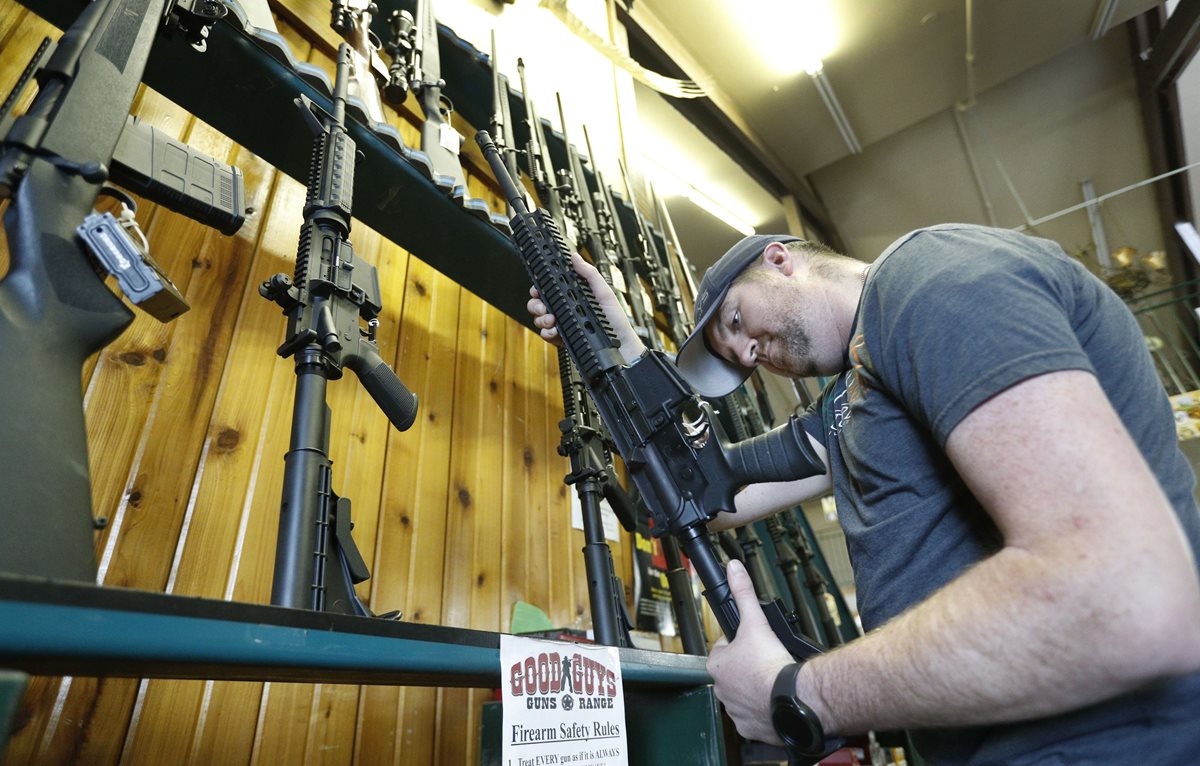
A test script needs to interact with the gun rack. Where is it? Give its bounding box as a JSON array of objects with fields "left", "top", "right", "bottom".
[
  {"left": 0, "top": 575, "right": 726, "bottom": 761},
  {"left": 1, "top": 2, "right": 723, "bottom": 759},
  {"left": 12, "top": 0, "right": 667, "bottom": 330}
]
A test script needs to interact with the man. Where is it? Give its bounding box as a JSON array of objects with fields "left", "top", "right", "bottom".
[{"left": 529, "top": 224, "right": 1200, "bottom": 764}]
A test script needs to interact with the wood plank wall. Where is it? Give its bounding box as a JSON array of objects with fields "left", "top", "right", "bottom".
[{"left": 0, "top": 3, "right": 644, "bottom": 763}]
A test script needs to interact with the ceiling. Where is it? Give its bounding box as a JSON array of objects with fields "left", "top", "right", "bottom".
[{"left": 630, "top": 0, "right": 1165, "bottom": 272}]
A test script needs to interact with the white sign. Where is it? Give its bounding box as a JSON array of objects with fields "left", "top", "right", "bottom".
[
  {"left": 569, "top": 492, "right": 620, "bottom": 542},
  {"left": 500, "top": 634, "right": 629, "bottom": 766}
]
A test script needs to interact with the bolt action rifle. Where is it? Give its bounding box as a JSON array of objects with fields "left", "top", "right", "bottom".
[
  {"left": 260, "top": 44, "right": 417, "bottom": 615},
  {"left": 393, "top": 0, "right": 465, "bottom": 201},
  {"left": 329, "top": 0, "right": 390, "bottom": 125},
  {"left": 478, "top": 130, "right": 829, "bottom": 661},
  {"left": 553, "top": 99, "right": 637, "bottom": 326},
  {"left": 0, "top": 0, "right": 241, "bottom": 581}
]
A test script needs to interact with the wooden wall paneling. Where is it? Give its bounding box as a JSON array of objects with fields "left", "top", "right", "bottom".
[
  {"left": 461, "top": 181, "right": 515, "bottom": 763},
  {"left": 522, "top": 336, "right": 552, "bottom": 619},
  {"left": 0, "top": 3, "right": 26, "bottom": 42},
  {"left": 499, "top": 321, "right": 534, "bottom": 634},
  {"left": 354, "top": 254, "right": 460, "bottom": 765},
  {"left": 436, "top": 246, "right": 509, "bottom": 765},
  {"left": 348, "top": 247, "right": 418, "bottom": 766},
  {"left": 116, "top": 137, "right": 281, "bottom": 765},
  {"left": 183, "top": 166, "right": 310, "bottom": 764}
]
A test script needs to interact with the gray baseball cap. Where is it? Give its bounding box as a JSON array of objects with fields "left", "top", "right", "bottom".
[{"left": 675, "top": 234, "right": 803, "bottom": 398}]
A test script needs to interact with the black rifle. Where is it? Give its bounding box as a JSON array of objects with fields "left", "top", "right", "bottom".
[
  {"left": 550, "top": 102, "right": 639, "bottom": 338},
  {"left": 550, "top": 101, "right": 708, "bottom": 653},
  {"left": 557, "top": 338, "right": 640, "bottom": 647},
  {"left": 733, "top": 379, "right": 846, "bottom": 646},
  {"left": 0, "top": 0, "right": 237, "bottom": 581},
  {"left": 727, "top": 385, "right": 825, "bottom": 646},
  {"left": 488, "top": 32, "right": 521, "bottom": 196},
  {"left": 780, "top": 508, "right": 845, "bottom": 647},
  {"left": 588, "top": 151, "right": 657, "bottom": 349},
  {"left": 478, "top": 130, "right": 828, "bottom": 660},
  {"left": 502, "top": 71, "right": 641, "bottom": 647},
  {"left": 617, "top": 159, "right": 690, "bottom": 349},
  {"left": 515, "top": 60, "right": 570, "bottom": 243},
  {"left": 260, "top": 44, "right": 417, "bottom": 615}
]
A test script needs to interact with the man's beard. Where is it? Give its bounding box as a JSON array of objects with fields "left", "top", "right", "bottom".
[{"left": 766, "top": 292, "right": 814, "bottom": 378}]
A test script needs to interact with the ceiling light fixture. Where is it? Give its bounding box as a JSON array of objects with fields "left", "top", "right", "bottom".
[
  {"left": 747, "top": 0, "right": 838, "bottom": 76},
  {"left": 809, "top": 66, "right": 862, "bottom": 154},
  {"left": 641, "top": 155, "right": 757, "bottom": 237}
]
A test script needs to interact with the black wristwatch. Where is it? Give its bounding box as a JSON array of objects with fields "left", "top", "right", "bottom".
[{"left": 770, "top": 662, "right": 827, "bottom": 758}]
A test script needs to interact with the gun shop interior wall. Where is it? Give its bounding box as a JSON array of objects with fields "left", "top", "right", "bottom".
[{"left": 0, "top": 3, "right": 636, "bottom": 764}]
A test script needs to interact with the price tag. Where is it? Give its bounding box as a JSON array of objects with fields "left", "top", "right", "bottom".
[{"left": 439, "top": 121, "right": 461, "bottom": 153}]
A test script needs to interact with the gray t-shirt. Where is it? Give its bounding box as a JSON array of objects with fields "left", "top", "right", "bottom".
[{"left": 800, "top": 224, "right": 1200, "bottom": 765}]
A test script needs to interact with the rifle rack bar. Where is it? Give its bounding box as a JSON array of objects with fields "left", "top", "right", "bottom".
[{"left": 0, "top": 575, "right": 710, "bottom": 688}]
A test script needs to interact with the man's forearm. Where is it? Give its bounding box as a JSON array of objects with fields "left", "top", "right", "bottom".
[
  {"left": 713, "top": 475, "right": 831, "bottom": 532},
  {"left": 799, "top": 540, "right": 1197, "bottom": 735}
]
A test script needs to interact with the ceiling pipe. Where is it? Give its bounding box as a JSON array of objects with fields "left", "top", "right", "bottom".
[
  {"left": 1090, "top": 0, "right": 1119, "bottom": 40},
  {"left": 962, "top": 0, "right": 977, "bottom": 109},
  {"left": 952, "top": 107, "right": 998, "bottom": 226},
  {"left": 953, "top": 0, "right": 997, "bottom": 225}
]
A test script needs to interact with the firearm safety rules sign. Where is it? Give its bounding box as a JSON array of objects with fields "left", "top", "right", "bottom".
[{"left": 500, "top": 634, "right": 629, "bottom": 766}]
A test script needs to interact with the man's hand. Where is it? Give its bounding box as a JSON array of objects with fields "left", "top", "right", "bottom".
[
  {"left": 526, "top": 252, "right": 645, "bottom": 364},
  {"left": 706, "top": 559, "right": 796, "bottom": 746}
]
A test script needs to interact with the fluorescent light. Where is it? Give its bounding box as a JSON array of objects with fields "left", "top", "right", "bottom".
[
  {"left": 741, "top": 0, "right": 838, "bottom": 76},
  {"left": 641, "top": 154, "right": 757, "bottom": 237},
  {"left": 810, "top": 68, "right": 862, "bottom": 154}
]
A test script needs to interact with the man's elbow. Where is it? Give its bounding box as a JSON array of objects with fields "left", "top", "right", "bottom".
[{"left": 1117, "top": 570, "right": 1200, "bottom": 681}]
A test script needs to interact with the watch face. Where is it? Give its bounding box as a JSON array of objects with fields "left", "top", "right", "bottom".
[{"left": 771, "top": 701, "right": 821, "bottom": 752}]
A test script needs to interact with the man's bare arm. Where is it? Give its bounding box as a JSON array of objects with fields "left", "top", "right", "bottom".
[
  {"left": 709, "top": 369, "right": 1200, "bottom": 739},
  {"left": 798, "top": 369, "right": 1200, "bottom": 733}
]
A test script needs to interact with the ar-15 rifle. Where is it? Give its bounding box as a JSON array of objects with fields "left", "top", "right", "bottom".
[
  {"left": 260, "top": 44, "right": 417, "bottom": 615},
  {"left": 0, "top": 0, "right": 239, "bottom": 581},
  {"left": 496, "top": 67, "right": 640, "bottom": 647},
  {"left": 478, "top": 130, "right": 828, "bottom": 660}
]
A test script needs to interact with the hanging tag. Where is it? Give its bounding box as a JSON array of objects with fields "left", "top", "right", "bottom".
[
  {"left": 77, "top": 211, "right": 189, "bottom": 322},
  {"left": 439, "top": 121, "right": 461, "bottom": 154}
]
